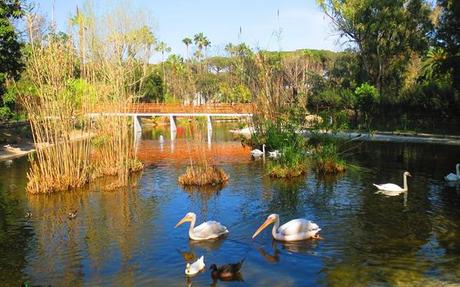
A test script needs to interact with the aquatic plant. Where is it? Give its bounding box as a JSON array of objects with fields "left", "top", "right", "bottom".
[
  {"left": 178, "top": 164, "right": 229, "bottom": 186},
  {"left": 314, "top": 143, "right": 346, "bottom": 174}
]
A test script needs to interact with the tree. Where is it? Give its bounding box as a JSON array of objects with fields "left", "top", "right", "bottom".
[
  {"left": 155, "top": 41, "right": 171, "bottom": 89},
  {"left": 182, "top": 37, "right": 192, "bottom": 59},
  {"left": 435, "top": 0, "right": 460, "bottom": 90},
  {"left": 0, "top": 0, "right": 24, "bottom": 120},
  {"left": 317, "top": 0, "right": 432, "bottom": 104}
]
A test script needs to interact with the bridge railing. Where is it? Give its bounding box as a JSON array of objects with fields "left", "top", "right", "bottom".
[{"left": 91, "top": 103, "right": 254, "bottom": 114}]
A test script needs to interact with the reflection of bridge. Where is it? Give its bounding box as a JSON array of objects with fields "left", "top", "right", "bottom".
[{"left": 89, "top": 103, "right": 253, "bottom": 142}]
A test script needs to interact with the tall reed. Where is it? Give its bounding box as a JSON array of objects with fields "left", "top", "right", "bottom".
[
  {"left": 20, "top": 39, "right": 92, "bottom": 193},
  {"left": 20, "top": 4, "right": 153, "bottom": 193}
]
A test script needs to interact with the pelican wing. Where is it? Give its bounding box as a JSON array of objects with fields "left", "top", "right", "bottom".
[
  {"left": 277, "top": 219, "right": 320, "bottom": 236},
  {"left": 373, "top": 183, "right": 403, "bottom": 192},
  {"left": 193, "top": 221, "right": 228, "bottom": 238}
]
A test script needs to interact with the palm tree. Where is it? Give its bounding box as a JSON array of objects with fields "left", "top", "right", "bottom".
[
  {"left": 182, "top": 37, "right": 192, "bottom": 59},
  {"left": 155, "top": 41, "right": 172, "bottom": 89}
]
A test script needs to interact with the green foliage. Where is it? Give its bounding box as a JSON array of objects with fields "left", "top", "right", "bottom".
[
  {"left": 435, "top": 0, "right": 460, "bottom": 90},
  {"left": 141, "top": 71, "right": 164, "bottom": 102},
  {"left": 355, "top": 83, "right": 379, "bottom": 111},
  {"left": 0, "top": 0, "right": 24, "bottom": 119},
  {"left": 318, "top": 0, "right": 432, "bottom": 102},
  {"left": 314, "top": 143, "right": 346, "bottom": 174}
]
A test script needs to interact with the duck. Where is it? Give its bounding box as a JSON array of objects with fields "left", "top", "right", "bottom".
[
  {"left": 68, "top": 210, "right": 78, "bottom": 219},
  {"left": 374, "top": 171, "right": 411, "bottom": 196},
  {"left": 210, "top": 259, "right": 245, "bottom": 281},
  {"left": 252, "top": 214, "right": 321, "bottom": 241},
  {"left": 185, "top": 255, "right": 205, "bottom": 276},
  {"left": 250, "top": 144, "right": 265, "bottom": 158},
  {"left": 175, "top": 212, "right": 229, "bottom": 241},
  {"left": 445, "top": 163, "right": 459, "bottom": 182}
]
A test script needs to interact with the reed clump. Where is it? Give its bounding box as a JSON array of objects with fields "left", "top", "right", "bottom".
[
  {"left": 314, "top": 143, "right": 346, "bottom": 174},
  {"left": 178, "top": 164, "right": 229, "bottom": 186},
  {"left": 20, "top": 5, "right": 152, "bottom": 193},
  {"left": 178, "top": 120, "right": 229, "bottom": 187}
]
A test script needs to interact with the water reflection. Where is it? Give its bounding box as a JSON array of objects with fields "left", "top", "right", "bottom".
[{"left": 1, "top": 125, "right": 460, "bottom": 286}]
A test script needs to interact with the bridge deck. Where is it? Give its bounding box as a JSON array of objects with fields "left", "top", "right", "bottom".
[{"left": 91, "top": 103, "right": 253, "bottom": 116}]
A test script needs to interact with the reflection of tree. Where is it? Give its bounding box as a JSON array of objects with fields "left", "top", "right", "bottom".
[
  {"left": 24, "top": 172, "right": 151, "bottom": 286},
  {"left": 266, "top": 177, "right": 306, "bottom": 213},
  {"left": 181, "top": 184, "right": 225, "bottom": 215},
  {"left": 320, "top": 144, "right": 434, "bottom": 287},
  {"left": 0, "top": 158, "right": 33, "bottom": 285}
]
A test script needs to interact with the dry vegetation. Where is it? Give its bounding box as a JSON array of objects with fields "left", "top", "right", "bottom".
[
  {"left": 20, "top": 4, "right": 153, "bottom": 193},
  {"left": 178, "top": 121, "right": 229, "bottom": 187}
]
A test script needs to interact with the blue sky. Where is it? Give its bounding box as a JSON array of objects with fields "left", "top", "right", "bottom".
[{"left": 36, "top": 0, "right": 340, "bottom": 59}]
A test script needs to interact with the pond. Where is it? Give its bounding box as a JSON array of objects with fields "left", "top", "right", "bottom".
[{"left": 1, "top": 122, "right": 459, "bottom": 286}]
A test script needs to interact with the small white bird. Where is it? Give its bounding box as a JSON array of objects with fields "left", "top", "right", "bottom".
[
  {"left": 185, "top": 256, "right": 205, "bottom": 276},
  {"left": 175, "top": 212, "right": 229, "bottom": 241},
  {"left": 250, "top": 144, "right": 265, "bottom": 158},
  {"left": 444, "top": 163, "right": 460, "bottom": 182},
  {"left": 268, "top": 150, "right": 281, "bottom": 159},
  {"left": 374, "top": 171, "right": 411, "bottom": 196}
]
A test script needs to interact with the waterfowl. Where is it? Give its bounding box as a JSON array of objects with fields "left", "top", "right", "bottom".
[
  {"left": 268, "top": 150, "right": 281, "bottom": 159},
  {"left": 374, "top": 171, "right": 411, "bottom": 196},
  {"left": 68, "top": 210, "right": 78, "bottom": 219},
  {"left": 252, "top": 214, "right": 321, "bottom": 242},
  {"left": 250, "top": 144, "right": 265, "bottom": 158},
  {"left": 175, "top": 212, "right": 229, "bottom": 241},
  {"left": 159, "top": 135, "right": 165, "bottom": 143},
  {"left": 185, "top": 255, "right": 205, "bottom": 276},
  {"left": 210, "top": 259, "right": 244, "bottom": 281},
  {"left": 445, "top": 164, "right": 460, "bottom": 182}
]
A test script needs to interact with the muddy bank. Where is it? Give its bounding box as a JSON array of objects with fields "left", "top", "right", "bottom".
[{"left": 0, "top": 121, "right": 34, "bottom": 162}]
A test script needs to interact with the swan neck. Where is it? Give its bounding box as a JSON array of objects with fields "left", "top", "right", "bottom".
[
  {"left": 403, "top": 174, "right": 408, "bottom": 191},
  {"left": 456, "top": 164, "right": 460, "bottom": 176},
  {"left": 272, "top": 217, "right": 280, "bottom": 238}
]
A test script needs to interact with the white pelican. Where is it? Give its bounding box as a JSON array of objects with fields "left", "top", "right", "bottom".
[
  {"left": 445, "top": 163, "right": 460, "bottom": 182},
  {"left": 185, "top": 255, "right": 205, "bottom": 276},
  {"left": 252, "top": 214, "right": 321, "bottom": 241},
  {"left": 175, "top": 212, "right": 229, "bottom": 240},
  {"left": 373, "top": 171, "right": 411, "bottom": 196},
  {"left": 268, "top": 150, "right": 281, "bottom": 159},
  {"left": 250, "top": 144, "right": 265, "bottom": 158}
]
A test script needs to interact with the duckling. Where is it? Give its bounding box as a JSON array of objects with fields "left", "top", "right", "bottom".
[
  {"left": 210, "top": 259, "right": 244, "bottom": 281},
  {"left": 68, "top": 210, "right": 78, "bottom": 219},
  {"left": 25, "top": 211, "right": 32, "bottom": 219},
  {"left": 185, "top": 255, "right": 205, "bottom": 276}
]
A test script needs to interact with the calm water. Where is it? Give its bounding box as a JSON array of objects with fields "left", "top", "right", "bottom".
[{"left": 1, "top": 122, "right": 460, "bottom": 286}]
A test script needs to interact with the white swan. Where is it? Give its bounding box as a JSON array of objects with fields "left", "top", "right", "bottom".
[
  {"left": 252, "top": 214, "right": 321, "bottom": 241},
  {"left": 175, "top": 212, "right": 229, "bottom": 241},
  {"left": 185, "top": 256, "right": 205, "bottom": 276},
  {"left": 445, "top": 163, "right": 460, "bottom": 182},
  {"left": 373, "top": 171, "right": 411, "bottom": 196},
  {"left": 251, "top": 144, "right": 265, "bottom": 157},
  {"left": 268, "top": 150, "right": 281, "bottom": 159}
]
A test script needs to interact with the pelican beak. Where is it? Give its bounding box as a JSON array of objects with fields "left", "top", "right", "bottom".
[
  {"left": 252, "top": 217, "right": 275, "bottom": 239},
  {"left": 175, "top": 216, "right": 189, "bottom": 228}
]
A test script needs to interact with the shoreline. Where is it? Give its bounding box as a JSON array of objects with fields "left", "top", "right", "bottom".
[{"left": 230, "top": 128, "right": 460, "bottom": 146}]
